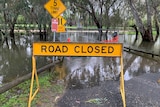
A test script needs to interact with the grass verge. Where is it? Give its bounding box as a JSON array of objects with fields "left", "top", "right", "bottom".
[{"left": 0, "top": 71, "right": 65, "bottom": 107}]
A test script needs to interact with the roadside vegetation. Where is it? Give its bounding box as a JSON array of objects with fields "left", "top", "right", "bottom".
[{"left": 0, "top": 71, "right": 65, "bottom": 107}]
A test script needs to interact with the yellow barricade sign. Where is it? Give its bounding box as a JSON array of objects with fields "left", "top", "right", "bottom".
[
  {"left": 33, "top": 42, "right": 122, "bottom": 57},
  {"left": 28, "top": 42, "right": 126, "bottom": 107}
]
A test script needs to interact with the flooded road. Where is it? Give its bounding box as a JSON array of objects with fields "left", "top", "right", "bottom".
[
  {"left": 55, "top": 52, "right": 160, "bottom": 89},
  {"left": 0, "top": 31, "right": 160, "bottom": 87}
]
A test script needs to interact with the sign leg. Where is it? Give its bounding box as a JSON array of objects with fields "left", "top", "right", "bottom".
[
  {"left": 120, "top": 54, "right": 126, "bottom": 107},
  {"left": 28, "top": 56, "right": 40, "bottom": 107}
]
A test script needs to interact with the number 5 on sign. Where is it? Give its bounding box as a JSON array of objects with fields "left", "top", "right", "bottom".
[{"left": 53, "top": 0, "right": 57, "bottom": 6}]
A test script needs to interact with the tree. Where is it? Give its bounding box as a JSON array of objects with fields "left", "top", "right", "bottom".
[
  {"left": 128, "top": 0, "right": 160, "bottom": 42},
  {"left": 23, "top": 0, "right": 51, "bottom": 41},
  {"left": 151, "top": 0, "right": 160, "bottom": 41},
  {"left": 0, "top": 0, "right": 26, "bottom": 45},
  {"left": 65, "top": 0, "right": 120, "bottom": 41}
]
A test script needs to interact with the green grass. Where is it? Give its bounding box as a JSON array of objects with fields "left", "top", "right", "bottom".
[{"left": 0, "top": 71, "right": 60, "bottom": 107}]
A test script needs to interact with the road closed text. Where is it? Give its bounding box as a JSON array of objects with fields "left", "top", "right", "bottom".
[
  {"left": 74, "top": 46, "right": 114, "bottom": 54},
  {"left": 33, "top": 42, "right": 122, "bottom": 57}
]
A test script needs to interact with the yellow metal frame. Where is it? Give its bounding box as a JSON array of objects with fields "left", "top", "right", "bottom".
[
  {"left": 28, "top": 42, "right": 126, "bottom": 107},
  {"left": 120, "top": 52, "right": 126, "bottom": 107},
  {"left": 28, "top": 56, "right": 40, "bottom": 107}
]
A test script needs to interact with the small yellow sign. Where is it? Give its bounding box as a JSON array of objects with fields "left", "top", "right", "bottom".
[
  {"left": 33, "top": 42, "right": 122, "bottom": 57},
  {"left": 57, "top": 16, "right": 67, "bottom": 25},
  {"left": 44, "top": 0, "right": 66, "bottom": 18},
  {"left": 57, "top": 25, "right": 66, "bottom": 32},
  {"left": 57, "top": 16, "right": 66, "bottom": 32}
]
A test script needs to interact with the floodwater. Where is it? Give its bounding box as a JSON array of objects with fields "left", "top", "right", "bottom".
[
  {"left": 55, "top": 52, "right": 160, "bottom": 89},
  {"left": 0, "top": 31, "right": 160, "bottom": 88}
]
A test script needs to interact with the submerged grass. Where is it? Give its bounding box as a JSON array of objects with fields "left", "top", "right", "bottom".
[{"left": 0, "top": 71, "right": 64, "bottom": 107}]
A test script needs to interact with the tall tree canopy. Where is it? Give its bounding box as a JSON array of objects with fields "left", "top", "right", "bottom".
[{"left": 127, "top": 0, "right": 160, "bottom": 42}]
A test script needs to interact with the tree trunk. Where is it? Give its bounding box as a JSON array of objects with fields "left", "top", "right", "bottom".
[
  {"left": 2, "top": 37, "right": 9, "bottom": 48},
  {"left": 10, "top": 26, "right": 15, "bottom": 45},
  {"left": 130, "top": 24, "right": 138, "bottom": 40},
  {"left": 128, "top": 0, "right": 145, "bottom": 36},
  {"left": 43, "top": 24, "right": 47, "bottom": 41},
  {"left": 145, "top": 0, "right": 153, "bottom": 41},
  {"left": 128, "top": 0, "right": 153, "bottom": 42},
  {"left": 90, "top": 12, "right": 102, "bottom": 41},
  {"left": 88, "top": 2, "right": 102, "bottom": 41},
  {"left": 105, "top": 9, "right": 110, "bottom": 41},
  {"left": 143, "top": 29, "right": 153, "bottom": 41},
  {"left": 39, "top": 24, "right": 43, "bottom": 41},
  {"left": 105, "top": 28, "right": 109, "bottom": 40},
  {"left": 152, "top": 5, "right": 160, "bottom": 41},
  {"left": 98, "top": 27, "right": 103, "bottom": 41},
  {"left": 155, "top": 17, "right": 159, "bottom": 41}
]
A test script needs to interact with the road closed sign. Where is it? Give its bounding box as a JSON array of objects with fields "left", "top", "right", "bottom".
[
  {"left": 30, "top": 42, "right": 126, "bottom": 107},
  {"left": 33, "top": 42, "right": 122, "bottom": 57}
]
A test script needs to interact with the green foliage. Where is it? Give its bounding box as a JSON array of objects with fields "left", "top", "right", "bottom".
[
  {"left": 0, "top": 72, "right": 56, "bottom": 107},
  {"left": 17, "top": 15, "right": 26, "bottom": 24},
  {"left": 0, "top": 80, "right": 31, "bottom": 107}
]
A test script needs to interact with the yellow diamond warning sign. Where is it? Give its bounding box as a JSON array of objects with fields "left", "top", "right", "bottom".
[{"left": 44, "top": 0, "right": 66, "bottom": 18}]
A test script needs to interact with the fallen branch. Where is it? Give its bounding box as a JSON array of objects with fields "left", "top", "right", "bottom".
[{"left": 0, "top": 60, "right": 61, "bottom": 94}]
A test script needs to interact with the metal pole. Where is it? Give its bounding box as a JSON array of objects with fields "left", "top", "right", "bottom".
[
  {"left": 53, "top": 32, "right": 56, "bottom": 42},
  {"left": 53, "top": 32, "right": 56, "bottom": 61}
]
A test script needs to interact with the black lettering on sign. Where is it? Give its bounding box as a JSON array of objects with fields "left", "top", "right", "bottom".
[
  {"left": 48, "top": 45, "right": 54, "bottom": 52},
  {"left": 58, "top": 18, "right": 63, "bottom": 25},
  {"left": 53, "top": 7, "right": 59, "bottom": 11},
  {"left": 108, "top": 46, "right": 114, "bottom": 53},
  {"left": 87, "top": 46, "right": 93, "bottom": 53},
  {"left": 95, "top": 46, "right": 100, "bottom": 53},
  {"left": 101, "top": 46, "right": 107, "bottom": 53},
  {"left": 74, "top": 46, "right": 80, "bottom": 53},
  {"left": 52, "top": 11, "right": 57, "bottom": 14},
  {"left": 61, "top": 18, "right": 63, "bottom": 25},
  {"left": 82, "top": 46, "right": 86, "bottom": 53},
  {"left": 55, "top": 46, "right": 61, "bottom": 52},
  {"left": 53, "top": 0, "right": 57, "bottom": 6},
  {"left": 41, "top": 45, "right": 47, "bottom": 52},
  {"left": 62, "top": 46, "right": 68, "bottom": 53}
]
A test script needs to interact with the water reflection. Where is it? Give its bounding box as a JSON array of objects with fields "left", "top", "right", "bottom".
[
  {"left": 60, "top": 57, "right": 121, "bottom": 89},
  {"left": 0, "top": 76, "right": 3, "bottom": 84},
  {"left": 0, "top": 35, "right": 47, "bottom": 84},
  {"left": 54, "top": 51, "right": 160, "bottom": 89},
  {"left": 123, "top": 34, "right": 160, "bottom": 55},
  {"left": 1, "top": 32, "right": 160, "bottom": 87},
  {"left": 26, "top": 43, "right": 32, "bottom": 57},
  {"left": 124, "top": 52, "right": 160, "bottom": 81}
]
